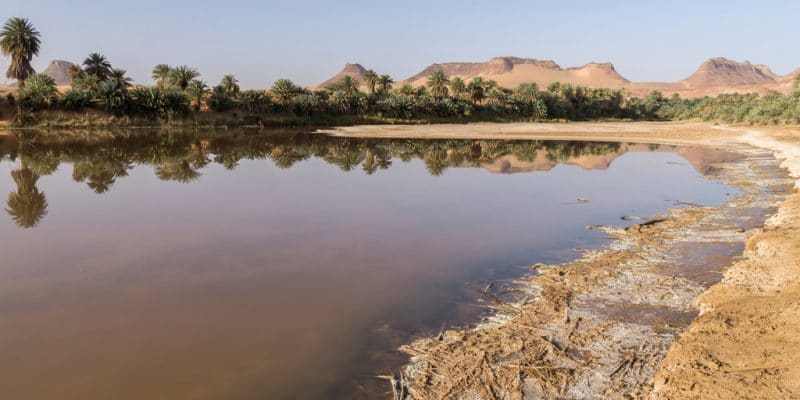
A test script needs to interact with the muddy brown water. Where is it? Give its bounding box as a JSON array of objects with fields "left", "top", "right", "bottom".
[{"left": 0, "top": 132, "right": 736, "bottom": 399}]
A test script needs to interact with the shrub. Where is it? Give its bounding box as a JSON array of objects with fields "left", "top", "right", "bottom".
[
  {"left": 59, "top": 89, "right": 94, "bottom": 111},
  {"left": 97, "top": 80, "right": 130, "bottom": 115},
  {"left": 270, "top": 79, "right": 304, "bottom": 103},
  {"left": 129, "top": 87, "right": 190, "bottom": 118},
  {"left": 18, "top": 73, "right": 58, "bottom": 111},
  {"left": 328, "top": 91, "right": 368, "bottom": 115},
  {"left": 237, "top": 90, "right": 271, "bottom": 114},
  {"left": 70, "top": 72, "right": 101, "bottom": 94},
  {"left": 207, "top": 86, "right": 235, "bottom": 112},
  {"left": 289, "top": 93, "right": 324, "bottom": 116}
]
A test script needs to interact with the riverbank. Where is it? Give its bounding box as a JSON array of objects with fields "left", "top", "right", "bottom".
[{"left": 319, "top": 122, "right": 800, "bottom": 399}]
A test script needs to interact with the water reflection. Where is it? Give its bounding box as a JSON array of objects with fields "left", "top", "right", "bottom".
[
  {"left": 6, "top": 166, "right": 48, "bottom": 228},
  {"left": 1, "top": 130, "right": 634, "bottom": 228},
  {"left": 0, "top": 130, "right": 735, "bottom": 400}
]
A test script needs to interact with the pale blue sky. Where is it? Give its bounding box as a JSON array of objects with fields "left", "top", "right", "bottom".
[{"left": 3, "top": 0, "right": 799, "bottom": 88}]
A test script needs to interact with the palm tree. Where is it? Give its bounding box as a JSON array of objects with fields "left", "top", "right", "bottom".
[
  {"left": 449, "top": 77, "right": 467, "bottom": 99},
  {"left": 0, "top": 17, "right": 41, "bottom": 86},
  {"left": 340, "top": 76, "right": 359, "bottom": 96},
  {"left": 220, "top": 74, "right": 240, "bottom": 97},
  {"left": 467, "top": 77, "right": 486, "bottom": 104},
  {"left": 427, "top": 69, "right": 449, "bottom": 99},
  {"left": 271, "top": 79, "right": 301, "bottom": 103},
  {"left": 794, "top": 75, "right": 800, "bottom": 95},
  {"left": 186, "top": 79, "right": 209, "bottom": 110},
  {"left": 152, "top": 64, "right": 172, "bottom": 87},
  {"left": 363, "top": 70, "right": 378, "bottom": 94},
  {"left": 108, "top": 69, "right": 133, "bottom": 88},
  {"left": 398, "top": 84, "right": 415, "bottom": 96},
  {"left": 327, "top": 76, "right": 360, "bottom": 96},
  {"left": 487, "top": 87, "right": 510, "bottom": 106},
  {"left": 170, "top": 65, "right": 200, "bottom": 90},
  {"left": 17, "top": 73, "right": 57, "bottom": 109},
  {"left": 377, "top": 74, "right": 393, "bottom": 94},
  {"left": 83, "top": 52, "right": 112, "bottom": 80},
  {"left": 6, "top": 166, "right": 47, "bottom": 228},
  {"left": 515, "top": 83, "right": 539, "bottom": 104}
]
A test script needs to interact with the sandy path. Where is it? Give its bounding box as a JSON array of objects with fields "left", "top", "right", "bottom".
[{"left": 319, "top": 121, "right": 800, "bottom": 399}]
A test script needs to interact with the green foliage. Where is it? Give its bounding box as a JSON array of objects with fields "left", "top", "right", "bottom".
[
  {"left": 59, "top": 89, "right": 94, "bottom": 111},
  {"left": 794, "top": 75, "right": 800, "bottom": 95},
  {"left": 97, "top": 79, "right": 130, "bottom": 115},
  {"left": 83, "top": 53, "right": 113, "bottom": 80},
  {"left": 449, "top": 77, "right": 467, "bottom": 99},
  {"left": 11, "top": 46, "right": 800, "bottom": 128},
  {"left": 220, "top": 74, "right": 240, "bottom": 97},
  {"left": 329, "top": 90, "right": 367, "bottom": 114},
  {"left": 207, "top": 85, "right": 235, "bottom": 112},
  {"left": 71, "top": 71, "right": 101, "bottom": 94},
  {"left": 152, "top": 64, "right": 172, "bottom": 87},
  {"left": 467, "top": 78, "right": 486, "bottom": 104},
  {"left": 271, "top": 79, "right": 304, "bottom": 103},
  {"left": 169, "top": 66, "right": 200, "bottom": 90},
  {"left": 363, "top": 70, "right": 379, "bottom": 94},
  {"left": 398, "top": 84, "right": 415, "bottom": 96},
  {"left": 377, "top": 75, "right": 393, "bottom": 95},
  {"left": 289, "top": 93, "right": 325, "bottom": 116},
  {"left": 237, "top": 90, "right": 272, "bottom": 113},
  {"left": 656, "top": 91, "right": 800, "bottom": 125},
  {"left": 18, "top": 73, "right": 58, "bottom": 110},
  {"left": 0, "top": 17, "right": 41, "bottom": 84},
  {"left": 186, "top": 79, "right": 209, "bottom": 110},
  {"left": 128, "top": 87, "right": 190, "bottom": 118},
  {"left": 326, "top": 76, "right": 360, "bottom": 97},
  {"left": 427, "top": 70, "right": 449, "bottom": 99},
  {"left": 108, "top": 69, "right": 133, "bottom": 88}
]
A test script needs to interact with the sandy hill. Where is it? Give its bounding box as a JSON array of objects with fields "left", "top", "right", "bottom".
[
  {"left": 680, "top": 57, "right": 777, "bottom": 88},
  {"left": 43, "top": 60, "right": 78, "bottom": 86},
  {"left": 404, "top": 57, "right": 630, "bottom": 89},
  {"left": 314, "top": 63, "right": 370, "bottom": 90},
  {"left": 317, "top": 56, "right": 798, "bottom": 98},
  {"left": 626, "top": 57, "right": 798, "bottom": 97}
]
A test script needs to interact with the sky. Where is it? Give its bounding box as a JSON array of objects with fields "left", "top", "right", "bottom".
[{"left": 2, "top": 0, "right": 799, "bottom": 88}]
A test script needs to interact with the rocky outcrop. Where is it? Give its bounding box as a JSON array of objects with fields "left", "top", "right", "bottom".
[
  {"left": 681, "top": 57, "right": 778, "bottom": 88},
  {"left": 317, "top": 56, "right": 800, "bottom": 98},
  {"left": 43, "top": 60, "right": 78, "bottom": 85},
  {"left": 404, "top": 57, "right": 629, "bottom": 89},
  {"left": 315, "top": 63, "right": 370, "bottom": 89}
]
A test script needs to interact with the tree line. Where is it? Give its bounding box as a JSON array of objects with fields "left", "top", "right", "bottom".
[{"left": 3, "top": 17, "right": 800, "bottom": 126}]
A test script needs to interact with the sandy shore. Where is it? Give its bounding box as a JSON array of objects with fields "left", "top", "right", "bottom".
[
  {"left": 319, "top": 122, "right": 800, "bottom": 399},
  {"left": 319, "top": 121, "right": 738, "bottom": 145}
]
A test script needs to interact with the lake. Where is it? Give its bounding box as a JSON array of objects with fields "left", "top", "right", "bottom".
[{"left": 0, "top": 131, "right": 734, "bottom": 399}]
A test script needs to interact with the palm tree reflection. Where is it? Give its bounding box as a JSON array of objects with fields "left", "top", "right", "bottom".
[
  {"left": 72, "top": 160, "right": 131, "bottom": 193},
  {"left": 1, "top": 130, "right": 636, "bottom": 229},
  {"left": 155, "top": 160, "right": 201, "bottom": 183},
  {"left": 6, "top": 166, "right": 48, "bottom": 228}
]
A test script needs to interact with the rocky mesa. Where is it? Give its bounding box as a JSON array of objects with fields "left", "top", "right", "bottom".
[{"left": 317, "top": 56, "right": 800, "bottom": 98}]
